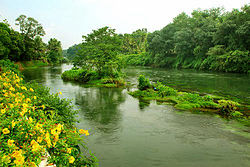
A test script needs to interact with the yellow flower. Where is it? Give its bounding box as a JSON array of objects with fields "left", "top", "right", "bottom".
[
  {"left": 28, "top": 117, "right": 33, "bottom": 123},
  {"left": 33, "top": 96, "right": 37, "bottom": 100},
  {"left": 79, "top": 129, "right": 89, "bottom": 136},
  {"left": 9, "top": 103, "right": 14, "bottom": 108},
  {"left": 30, "top": 88, "right": 34, "bottom": 92},
  {"left": 12, "top": 150, "right": 23, "bottom": 158},
  {"left": 2, "top": 155, "right": 11, "bottom": 164},
  {"left": 20, "top": 110, "right": 26, "bottom": 116},
  {"left": 12, "top": 120, "right": 16, "bottom": 128},
  {"left": 31, "top": 140, "right": 41, "bottom": 152},
  {"left": 14, "top": 156, "right": 25, "bottom": 165},
  {"left": 2, "top": 128, "right": 10, "bottom": 134},
  {"left": 59, "top": 91, "right": 62, "bottom": 95},
  {"left": 8, "top": 139, "right": 15, "bottom": 147},
  {"left": 51, "top": 128, "right": 57, "bottom": 135},
  {"left": 1, "top": 108, "right": 6, "bottom": 114},
  {"left": 67, "top": 148, "right": 72, "bottom": 154},
  {"left": 29, "top": 162, "right": 37, "bottom": 167},
  {"left": 9, "top": 86, "right": 15, "bottom": 92},
  {"left": 69, "top": 156, "right": 75, "bottom": 163},
  {"left": 26, "top": 98, "right": 31, "bottom": 103},
  {"left": 36, "top": 123, "right": 42, "bottom": 129},
  {"left": 56, "top": 123, "right": 63, "bottom": 131},
  {"left": 84, "top": 130, "right": 89, "bottom": 136},
  {"left": 47, "top": 139, "right": 52, "bottom": 148},
  {"left": 22, "top": 103, "right": 28, "bottom": 108},
  {"left": 45, "top": 132, "right": 52, "bottom": 148},
  {"left": 37, "top": 136, "right": 43, "bottom": 143},
  {"left": 21, "top": 86, "right": 27, "bottom": 90},
  {"left": 54, "top": 134, "right": 59, "bottom": 142},
  {"left": 79, "top": 129, "right": 85, "bottom": 134}
]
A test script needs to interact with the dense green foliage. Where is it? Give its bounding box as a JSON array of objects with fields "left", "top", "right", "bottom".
[
  {"left": 61, "top": 67, "right": 125, "bottom": 87},
  {"left": 146, "top": 5, "right": 250, "bottom": 73},
  {"left": 47, "top": 38, "right": 63, "bottom": 64},
  {"left": 120, "top": 29, "right": 148, "bottom": 54},
  {"left": 0, "top": 15, "right": 63, "bottom": 64},
  {"left": 74, "top": 27, "right": 122, "bottom": 76},
  {"left": 62, "top": 27, "right": 126, "bottom": 87},
  {"left": 64, "top": 5, "right": 249, "bottom": 73},
  {"left": 130, "top": 76, "right": 249, "bottom": 120},
  {"left": 138, "top": 75, "right": 151, "bottom": 90},
  {"left": 63, "top": 44, "right": 81, "bottom": 61}
]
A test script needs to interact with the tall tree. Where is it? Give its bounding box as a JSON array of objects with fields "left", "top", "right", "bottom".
[
  {"left": 47, "top": 38, "right": 63, "bottom": 64},
  {"left": 15, "top": 15, "right": 45, "bottom": 39},
  {"left": 77, "top": 26, "right": 122, "bottom": 76}
]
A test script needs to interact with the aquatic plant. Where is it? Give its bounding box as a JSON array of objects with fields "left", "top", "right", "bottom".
[
  {"left": 138, "top": 75, "right": 151, "bottom": 91},
  {"left": 129, "top": 76, "right": 247, "bottom": 120}
]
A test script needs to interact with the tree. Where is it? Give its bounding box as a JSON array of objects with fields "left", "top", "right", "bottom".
[
  {"left": 0, "top": 22, "right": 25, "bottom": 61},
  {"left": 15, "top": 15, "right": 45, "bottom": 39},
  {"left": 47, "top": 38, "right": 63, "bottom": 64},
  {"left": 33, "top": 36, "right": 46, "bottom": 60},
  {"left": 77, "top": 26, "right": 122, "bottom": 77},
  {"left": 121, "top": 28, "right": 148, "bottom": 54},
  {"left": 15, "top": 15, "right": 46, "bottom": 61}
]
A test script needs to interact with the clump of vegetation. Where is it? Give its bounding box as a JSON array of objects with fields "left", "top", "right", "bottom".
[
  {"left": 0, "top": 60, "right": 97, "bottom": 166},
  {"left": 138, "top": 75, "right": 151, "bottom": 91},
  {"left": 217, "top": 100, "right": 240, "bottom": 117},
  {"left": 154, "top": 81, "right": 177, "bottom": 97},
  {"left": 62, "top": 27, "right": 126, "bottom": 87},
  {"left": 129, "top": 76, "right": 248, "bottom": 121}
]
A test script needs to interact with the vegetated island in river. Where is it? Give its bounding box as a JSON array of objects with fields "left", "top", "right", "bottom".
[
  {"left": 129, "top": 75, "right": 250, "bottom": 125},
  {"left": 61, "top": 27, "right": 126, "bottom": 88}
]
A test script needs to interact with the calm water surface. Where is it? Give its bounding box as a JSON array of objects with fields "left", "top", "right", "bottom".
[{"left": 23, "top": 64, "right": 250, "bottom": 167}]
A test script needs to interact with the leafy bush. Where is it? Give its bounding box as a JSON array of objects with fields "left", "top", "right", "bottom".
[
  {"left": 0, "top": 59, "right": 20, "bottom": 74},
  {"left": 0, "top": 63, "right": 97, "bottom": 166},
  {"left": 123, "top": 53, "right": 151, "bottom": 66},
  {"left": 61, "top": 68, "right": 87, "bottom": 82},
  {"left": 138, "top": 75, "right": 151, "bottom": 91}
]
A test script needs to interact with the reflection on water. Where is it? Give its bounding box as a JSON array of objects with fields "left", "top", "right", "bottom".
[
  {"left": 75, "top": 88, "right": 125, "bottom": 133},
  {"left": 22, "top": 64, "right": 250, "bottom": 167}
]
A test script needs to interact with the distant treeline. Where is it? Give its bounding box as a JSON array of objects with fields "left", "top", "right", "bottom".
[
  {"left": 0, "top": 15, "right": 63, "bottom": 64},
  {"left": 64, "top": 4, "right": 250, "bottom": 73},
  {"left": 146, "top": 5, "right": 249, "bottom": 73}
]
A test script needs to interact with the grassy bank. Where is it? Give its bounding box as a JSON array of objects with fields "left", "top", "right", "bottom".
[
  {"left": 0, "top": 60, "right": 97, "bottom": 166},
  {"left": 61, "top": 67, "right": 126, "bottom": 88},
  {"left": 15, "top": 60, "right": 49, "bottom": 70},
  {"left": 129, "top": 75, "right": 250, "bottom": 125}
]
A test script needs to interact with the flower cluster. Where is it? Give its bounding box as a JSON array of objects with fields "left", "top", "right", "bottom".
[{"left": 0, "top": 71, "right": 91, "bottom": 166}]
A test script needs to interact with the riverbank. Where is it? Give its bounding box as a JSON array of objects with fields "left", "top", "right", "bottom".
[
  {"left": 129, "top": 75, "right": 250, "bottom": 125},
  {"left": 0, "top": 60, "right": 97, "bottom": 166},
  {"left": 15, "top": 60, "right": 49, "bottom": 70}
]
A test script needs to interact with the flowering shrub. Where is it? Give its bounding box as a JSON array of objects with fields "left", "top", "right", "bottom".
[{"left": 0, "top": 64, "right": 97, "bottom": 166}]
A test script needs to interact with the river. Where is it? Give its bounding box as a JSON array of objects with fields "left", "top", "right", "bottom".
[{"left": 22, "top": 64, "right": 250, "bottom": 167}]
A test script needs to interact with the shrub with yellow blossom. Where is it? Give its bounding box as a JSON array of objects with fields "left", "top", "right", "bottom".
[{"left": 0, "top": 60, "right": 97, "bottom": 166}]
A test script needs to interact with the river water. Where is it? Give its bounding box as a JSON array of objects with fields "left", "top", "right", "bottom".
[{"left": 23, "top": 64, "right": 250, "bottom": 167}]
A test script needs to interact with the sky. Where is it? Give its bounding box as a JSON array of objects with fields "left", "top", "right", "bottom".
[{"left": 0, "top": 0, "right": 249, "bottom": 49}]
